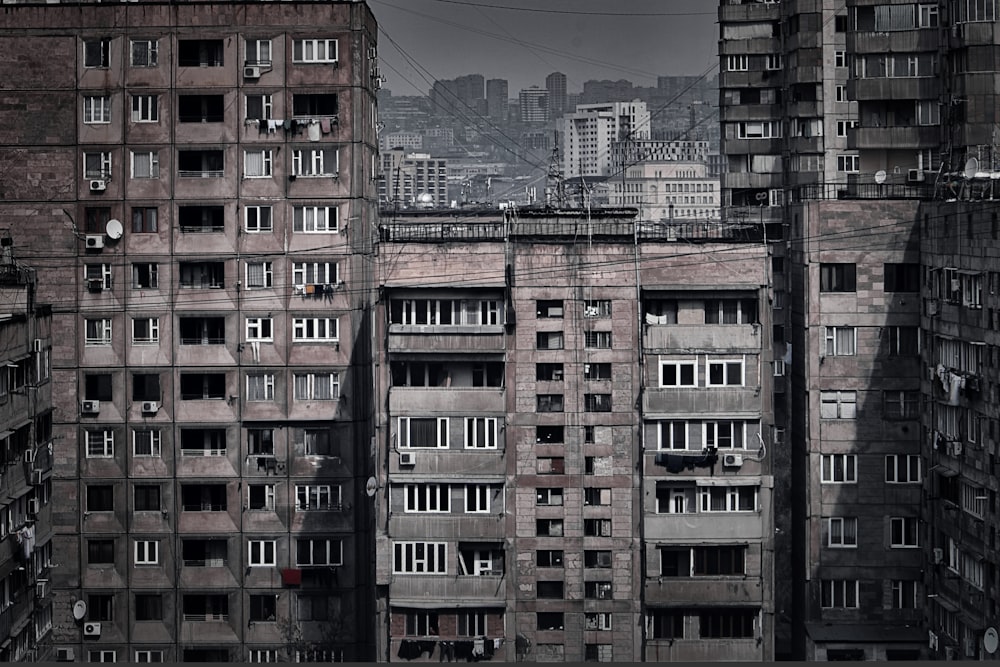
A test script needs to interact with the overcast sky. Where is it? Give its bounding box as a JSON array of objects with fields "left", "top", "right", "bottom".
[{"left": 369, "top": 0, "right": 718, "bottom": 97}]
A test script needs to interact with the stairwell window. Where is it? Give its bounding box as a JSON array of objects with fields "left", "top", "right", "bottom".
[
  {"left": 293, "top": 38, "right": 338, "bottom": 63},
  {"left": 292, "top": 205, "right": 338, "bottom": 233}
]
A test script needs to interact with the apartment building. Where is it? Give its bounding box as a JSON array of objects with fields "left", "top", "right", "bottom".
[
  {"left": 0, "top": 1, "right": 379, "bottom": 661},
  {"left": 562, "top": 101, "right": 651, "bottom": 179},
  {"left": 373, "top": 207, "right": 774, "bottom": 661},
  {"left": 608, "top": 160, "right": 720, "bottom": 222},
  {"left": 0, "top": 242, "right": 54, "bottom": 662},
  {"left": 379, "top": 150, "right": 450, "bottom": 210}
]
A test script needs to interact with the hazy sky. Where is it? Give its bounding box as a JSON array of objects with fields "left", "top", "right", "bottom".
[{"left": 369, "top": 0, "right": 718, "bottom": 97}]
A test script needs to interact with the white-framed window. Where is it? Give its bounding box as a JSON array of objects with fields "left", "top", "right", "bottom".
[
  {"left": 825, "top": 517, "right": 858, "bottom": 548},
  {"left": 706, "top": 358, "right": 744, "bottom": 386},
  {"left": 697, "top": 485, "right": 757, "bottom": 512},
  {"left": 296, "top": 538, "right": 342, "bottom": 567},
  {"left": 246, "top": 93, "right": 273, "bottom": 121},
  {"left": 726, "top": 54, "right": 749, "bottom": 71},
  {"left": 837, "top": 154, "right": 860, "bottom": 173},
  {"left": 246, "top": 374, "right": 275, "bottom": 402},
  {"left": 293, "top": 372, "right": 339, "bottom": 400},
  {"left": 773, "top": 359, "right": 786, "bottom": 376},
  {"left": 133, "top": 429, "right": 161, "bottom": 457},
  {"left": 583, "top": 330, "right": 612, "bottom": 349},
  {"left": 130, "top": 39, "right": 158, "bottom": 67},
  {"left": 890, "top": 516, "right": 920, "bottom": 548},
  {"left": 291, "top": 148, "right": 338, "bottom": 177},
  {"left": 244, "top": 205, "right": 272, "bottom": 233},
  {"left": 86, "top": 430, "right": 115, "bottom": 458},
  {"left": 393, "top": 541, "right": 447, "bottom": 574},
  {"left": 293, "top": 38, "right": 338, "bottom": 63},
  {"left": 248, "top": 540, "right": 276, "bottom": 566},
  {"left": 293, "top": 261, "right": 338, "bottom": 285},
  {"left": 820, "top": 390, "right": 857, "bottom": 419},
  {"left": 736, "top": 121, "right": 782, "bottom": 139},
  {"left": 292, "top": 205, "right": 338, "bottom": 233},
  {"left": 464, "top": 417, "right": 498, "bottom": 449},
  {"left": 890, "top": 579, "right": 918, "bottom": 609},
  {"left": 134, "top": 650, "right": 163, "bottom": 663},
  {"left": 247, "top": 484, "right": 276, "bottom": 511},
  {"left": 134, "top": 540, "right": 159, "bottom": 565},
  {"left": 131, "top": 317, "right": 159, "bottom": 345},
  {"left": 84, "top": 95, "right": 112, "bottom": 124},
  {"left": 835, "top": 50, "right": 846, "bottom": 67},
  {"left": 660, "top": 359, "right": 696, "bottom": 387},
  {"left": 464, "top": 484, "right": 491, "bottom": 513},
  {"left": 824, "top": 326, "right": 857, "bottom": 356},
  {"left": 821, "top": 579, "right": 859, "bottom": 608},
  {"left": 295, "top": 484, "right": 340, "bottom": 511},
  {"left": 836, "top": 120, "right": 859, "bottom": 137},
  {"left": 245, "top": 317, "right": 273, "bottom": 342},
  {"left": 835, "top": 84, "right": 848, "bottom": 102},
  {"left": 245, "top": 261, "right": 273, "bottom": 289},
  {"left": 765, "top": 54, "right": 782, "bottom": 70},
  {"left": 131, "top": 94, "right": 158, "bottom": 123},
  {"left": 398, "top": 417, "right": 449, "bottom": 448},
  {"left": 84, "top": 151, "right": 112, "bottom": 179},
  {"left": 658, "top": 420, "right": 689, "bottom": 450},
  {"left": 292, "top": 317, "right": 339, "bottom": 342},
  {"left": 243, "top": 149, "right": 273, "bottom": 178},
  {"left": 919, "top": 3, "right": 939, "bottom": 26},
  {"left": 961, "top": 481, "right": 987, "bottom": 519},
  {"left": 821, "top": 454, "right": 857, "bottom": 483},
  {"left": 916, "top": 100, "right": 939, "bottom": 125},
  {"left": 131, "top": 150, "right": 159, "bottom": 179},
  {"left": 885, "top": 454, "right": 921, "bottom": 483},
  {"left": 248, "top": 649, "right": 278, "bottom": 663},
  {"left": 89, "top": 650, "right": 118, "bottom": 663},
  {"left": 704, "top": 420, "right": 747, "bottom": 449},
  {"left": 585, "top": 612, "right": 613, "bottom": 631},
  {"left": 246, "top": 38, "right": 272, "bottom": 65},
  {"left": 85, "top": 262, "right": 113, "bottom": 290},
  {"left": 404, "top": 484, "right": 450, "bottom": 513}
]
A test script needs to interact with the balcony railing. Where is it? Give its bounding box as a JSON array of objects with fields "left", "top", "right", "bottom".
[
  {"left": 182, "top": 612, "right": 229, "bottom": 622},
  {"left": 179, "top": 170, "right": 224, "bottom": 178},
  {"left": 183, "top": 558, "right": 227, "bottom": 567},
  {"left": 180, "top": 449, "right": 227, "bottom": 457}
]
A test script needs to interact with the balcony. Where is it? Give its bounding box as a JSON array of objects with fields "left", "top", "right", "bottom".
[
  {"left": 848, "top": 77, "right": 939, "bottom": 102},
  {"left": 177, "top": 149, "right": 224, "bottom": 178},
  {"left": 644, "top": 577, "right": 763, "bottom": 605},
  {"left": 389, "top": 574, "right": 506, "bottom": 604},
  {"left": 644, "top": 513, "right": 765, "bottom": 541},
  {"left": 643, "top": 387, "right": 763, "bottom": 418},
  {"left": 644, "top": 324, "right": 760, "bottom": 353},
  {"left": 848, "top": 29, "right": 938, "bottom": 54},
  {"left": 389, "top": 387, "right": 505, "bottom": 414},
  {"left": 388, "top": 326, "right": 505, "bottom": 353},
  {"left": 388, "top": 515, "right": 506, "bottom": 540},
  {"left": 847, "top": 125, "right": 939, "bottom": 150},
  {"left": 719, "top": 0, "right": 780, "bottom": 23}
]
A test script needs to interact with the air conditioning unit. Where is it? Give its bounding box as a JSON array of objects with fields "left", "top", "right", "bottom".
[
  {"left": 27, "top": 498, "right": 39, "bottom": 517},
  {"left": 86, "top": 278, "right": 104, "bottom": 292},
  {"left": 56, "top": 648, "right": 75, "bottom": 662},
  {"left": 399, "top": 451, "right": 416, "bottom": 466},
  {"left": 140, "top": 401, "right": 160, "bottom": 414},
  {"left": 81, "top": 400, "right": 100, "bottom": 415},
  {"left": 35, "top": 579, "right": 47, "bottom": 598},
  {"left": 89, "top": 179, "right": 106, "bottom": 192},
  {"left": 907, "top": 169, "right": 925, "bottom": 183},
  {"left": 31, "top": 470, "right": 43, "bottom": 486},
  {"left": 82, "top": 622, "right": 101, "bottom": 638},
  {"left": 244, "top": 65, "right": 261, "bottom": 79},
  {"left": 85, "top": 235, "right": 104, "bottom": 249},
  {"left": 933, "top": 547, "right": 944, "bottom": 564},
  {"left": 32, "top": 338, "right": 43, "bottom": 353},
  {"left": 23, "top": 449, "right": 34, "bottom": 464},
  {"left": 723, "top": 453, "right": 744, "bottom": 467}
]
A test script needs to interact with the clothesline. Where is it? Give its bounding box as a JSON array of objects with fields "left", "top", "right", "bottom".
[{"left": 244, "top": 116, "right": 336, "bottom": 139}]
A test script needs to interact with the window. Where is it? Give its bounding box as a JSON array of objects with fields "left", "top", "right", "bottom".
[
  {"left": 85, "top": 263, "right": 113, "bottom": 290},
  {"left": 736, "top": 120, "right": 782, "bottom": 139},
  {"left": 245, "top": 317, "right": 273, "bottom": 342},
  {"left": 726, "top": 54, "right": 749, "bottom": 71},
  {"left": 584, "top": 488, "right": 611, "bottom": 507},
  {"left": 835, "top": 50, "right": 846, "bottom": 68},
  {"left": 886, "top": 326, "right": 919, "bottom": 356},
  {"left": 393, "top": 542, "right": 447, "bottom": 574},
  {"left": 707, "top": 359, "right": 744, "bottom": 386},
  {"left": 766, "top": 54, "right": 782, "bottom": 70},
  {"left": 132, "top": 317, "right": 160, "bottom": 348},
  {"left": 650, "top": 609, "right": 684, "bottom": 639},
  {"left": 85, "top": 206, "right": 111, "bottom": 233},
  {"left": 292, "top": 205, "right": 338, "bottom": 233},
  {"left": 820, "top": 263, "right": 856, "bottom": 292},
  {"left": 244, "top": 261, "right": 273, "bottom": 290},
  {"left": 84, "top": 373, "right": 113, "bottom": 401},
  {"left": 134, "top": 540, "right": 159, "bottom": 565},
  {"left": 132, "top": 373, "right": 160, "bottom": 402},
  {"left": 292, "top": 261, "right": 338, "bottom": 286},
  {"left": 584, "top": 581, "right": 613, "bottom": 600},
  {"left": 179, "top": 373, "right": 226, "bottom": 400},
  {"left": 961, "top": 481, "right": 987, "bottom": 519},
  {"left": 537, "top": 581, "right": 564, "bottom": 598},
  {"left": 131, "top": 208, "right": 158, "bottom": 235},
  {"left": 84, "top": 38, "right": 111, "bottom": 68},
  {"left": 824, "top": 326, "right": 857, "bottom": 356},
  {"left": 292, "top": 148, "right": 338, "bottom": 177},
  {"left": 130, "top": 39, "right": 158, "bottom": 67},
  {"left": 837, "top": 154, "right": 860, "bottom": 173},
  {"left": 537, "top": 457, "right": 565, "bottom": 474},
  {"left": 661, "top": 359, "right": 696, "bottom": 387},
  {"left": 821, "top": 454, "right": 857, "bottom": 483},
  {"left": 584, "top": 393, "right": 611, "bottom": 412},
  {"left": 249, "top": 595, "right": 277, "bottom": 623},
  {"left": 177, "top": 149, "right": 224, "bottom": 178},
  {"left": 84, "top": 95, "right": 112, "bottom": 124},
  {"left": 836, "top": 120, "right": 858, "bottom": 137},
  {"left": 246, "top": 93, "right": 273, "bottom": 121},
  {"left": 825, "top": 517, "right": 858, "bottom": 547},
  {"left": 131, "top": 151, "right": 160, "bottom": 179},
  {"left": 536, "top": 300, "right": 564, "bottom": 318},
  {"left": 86, "top": 430, "right": 115, "bottom": 458},
  {"left": 244, "top": 149, "right": 273, "bottom": 178},
  {"left": 293, "top": 38, "right": 338, "bottom": 63},
  {"left": 248, "top": 540, "right": 276, "bottom": 566},
  {"left": 246, "top": 38, "right": 272, "bottom": 65},
  {"left": 247, "top": 485, "right": 275, "bottom": 511},
  {"left": 698, "top": 486, "right": 757, "bottom": 512},
  {"left": 537, "top": 612, "right": 564, "bottom": 631},
  {"left": 821, "top": 580, "right": 859, "bottom": 608},
  {"left": 88, "top": 540, "right": 115, "bottom": 565},
  {"left": 179, "top": 205, "right": 224, "bottom": 233},
  {"left": 537, "top": 550, "right": 563, "bottom": 567},
  {"left": 705, "top": 298, "right": 757, "bottom": 324},
  {"left": 584, "top": 331, "right": 612, "bottom": 349},
  {"left": 248, "top": 429, "right": 274, "bottom": 455},
  {"left": 536, "top": 488, "right": 563, "bottom": 506},
  {"left": 699, "top": 609, "right": 756, "bottom": 639},
  {"left": 585, "top": 612, "right": 612, "bottom": 631},
  {"left": 885, "top": 454, "right": 921, "bottom": 483},
  {"left": 293, "top": 373, "right": 339, "bottom": 400},
  {"left": 296, "top": 428, "right": 335, "bottom": 457},
  {"left": 536, "top": 394, "right": 564, "bottom": 412},
  {"left": 133, "top": 429, "right": 161, "bottom": 457},
  {"left": 177, "top": 39, "right": 224, "bottom": 67},
  {"left": 135, "top": 651, "right": 163, "bottom": 663},
  {"left": 296, "top": 485, "right": 340, "bottom": 511},
  {"left": 178, "top": 261, "right": 225, "bottom": 289},
  {"left": 246, "top": 374, "right": 275, "bottom": 402},
  {"left": 583, "top": 362, "right": 611, "bottom": 380},
  {"left": 292, "top": 317, "right": 339, "bottom": 342},
  {"left": 404, "top": 484, "right": 450, "bottom": 513},
  {"left": 584, "top": 518, "right": 612, "bottom": 536},
  {"left": 885, "top": 263, "right": 919, "bottom": 291},
  {"left": 584, "top": 299, "right": 611, "bottom": 317},
  {"left": 464, "top": 417, "right": 498, "bottom": 449},
  {"left": 820, "top": 390, "right": 857, "bottom": 419},
  {"left": 131, "top": 94, "right": 158, "bottom": 123},
  {"left": 458, "top": 611, "right": 489, "bottom": 637},
  {"left": 536, "top": 519, "right": 564, "bottom": 537},
  {"left": 404, "top": 611, "right": 439, "bottom": 636},
  {"left": 398, "top": 417, "right": 449, "bottom": 449},
  {"left": 135, "top": 594, "right": 163, "bottom": 621},
  {"left": 704, "top": 421, "right": 746, "bottom": 449},
  {"left": 297, "top": 538, "right": 342, "bottom": 567},
  {"left": 891, "top": 580, "right": 918, "bottom": 609},
  {"left": 658, "top": 421, "right": 688, "bottom": 450},
  {"left": 84, "top": 151, "right": 112, "bottom": 179},
  {"left": 536, "top": 331, "right": 564, "bottom": 350},
  {"left": 245, "top": 205, "right": 273, "bottom": 233},
  {"left": 89, "top": 651, "right": 117, "bottom": 663},
  {"left": 884, "top": 390, "right": 920, "bottom": 419}
]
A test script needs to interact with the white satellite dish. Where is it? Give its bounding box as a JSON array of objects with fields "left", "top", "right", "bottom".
[
  {"left": 874, "top": 170, "right": 886, "bottom": 184},
  {"left": 365, "top": 476, "right": 378, "bottom": 498},
  {"left": 984, "top": 627, "right": 999, "bottom": 654},
  {"left": 964, "top": 157, "right": 980, "bottom": 179},
  {"left": 105, "top": 219, "right": 123, "bottom": 240},
  {"left": 72, "top": 599, "right": 88, "bottom": 621}
]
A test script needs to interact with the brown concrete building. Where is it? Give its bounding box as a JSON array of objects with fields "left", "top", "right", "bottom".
[
  {"left": 0, "top": 1, "right": 379, "bottom": 661},
  {"left": 373, "top": 208, "right": 774, "bottom": 661}
]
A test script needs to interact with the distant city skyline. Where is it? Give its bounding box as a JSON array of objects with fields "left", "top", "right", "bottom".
[{"left": 370, "top": 0, "right": 717, "bottom": 97}]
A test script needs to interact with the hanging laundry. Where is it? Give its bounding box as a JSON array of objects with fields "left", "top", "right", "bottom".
[
  {"left": 319, "top": 117, "right": 332, "bottom": 134},
  {"left": 307, "top": 120, "right": 321, "bottom": 141}
]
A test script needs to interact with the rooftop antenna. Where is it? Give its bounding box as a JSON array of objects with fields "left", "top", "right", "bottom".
[{"left": 545, "top": 134, "right": 565, "bottom": 208}]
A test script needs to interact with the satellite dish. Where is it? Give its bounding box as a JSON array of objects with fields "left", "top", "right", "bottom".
[
  {"left": 965, "top": 157, "right": 980, "bottom": 179},
  {"left": 874, "top": 170, "right": 886, "bottom": 184},
  {"left": 365, "top": 476, "right": 378, "bottom": 498},
  {"left": 985, "top": 627, "right": 999, "bottom": 654},
  {"left": 105, "top": 219, "right": 123, "bottom": 240},
  {"left": 72, "top": 600, "right": 88, "bottom": 621}
]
